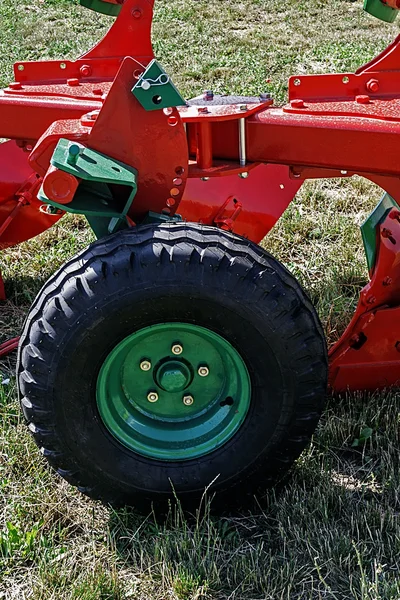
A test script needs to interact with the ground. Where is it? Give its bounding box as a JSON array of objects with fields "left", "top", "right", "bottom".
[{"left": 0, "top": 0, "right": 399, "bottom": 598}]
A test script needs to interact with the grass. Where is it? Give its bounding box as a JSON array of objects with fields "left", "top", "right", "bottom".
[{"left": 0, "top": 0, "right": 400, "bottom": 597}]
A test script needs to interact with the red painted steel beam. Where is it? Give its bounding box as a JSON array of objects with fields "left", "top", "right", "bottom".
[{"left": 0, "top": 92, "right": 101, "bottom": 141}]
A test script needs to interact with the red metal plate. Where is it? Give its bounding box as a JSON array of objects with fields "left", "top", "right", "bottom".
[
  {"left": 0, "top": 141, "right": 62, "bottom": 249},
  {"left": 87, "top": 57, "right": 188, "bottom": 219}
]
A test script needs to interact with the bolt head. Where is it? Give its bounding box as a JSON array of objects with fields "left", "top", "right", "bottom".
[
  {"left": 183, "top": 395, "right": 194, "bottom": 406},
  {"left": 172, "top": 344, "right": 183, "bottom": 355},
  {"left": 79, "top": 65, "right": 92, "bottom": 77},
  {"left": 366, "top": 79, "right": 379, "bottom": 93},
  {"left": 198, "top": 366, "right": 209, "bottom": 377},
  {"left": 140, "top": 360, "right": 152, "bottom": 371},
  {"left": 147, "top": 391, "right": 159, "bottom": 403}
]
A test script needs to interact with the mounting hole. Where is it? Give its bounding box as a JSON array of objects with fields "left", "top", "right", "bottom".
[
  {"left": 168, "top": 115, "right": 178, "bottom": 126},
  {"left": 166, "top": 198, "right": 176, "bottom": 207},
  {"left": 60, "top": 63, "right": 67, "bottom": 70},
  {"left": 340, "top": 170, "right": 348, "bottom": 175},
  {"left": 133, "top": 69, "right": 143, "bottom": 79},
  {"left": 173, "top": 178, "right": 183, "bottom": 186},
  {"left": 220, "top": 397, "right": 234, "bottom": 407},
  {"left": 293, "top": 78, "right": 301, "bottom": 86},
  {"left": 17, "top": 64, "right": 24, "bottom": 71},
  {"left": 175, "top": 166, "right": 185, "bottom": 176},
  {"left": 163, "top": 107, "right": 173, "bottom": 116},
  {"left": 112, "top": 166, "right": 120, "bottom": 172},
  {"left": 170, "top": 187, "right": 180, "bottom": 197},
  {"left": 152, "top": 95, "right": 162, "bottom": 105},
  {"left": 342, "top": 76, "right": 349, "bottom": 84},
  {"left": 162, "top": 207, "right": 171, "bottom": 215}
]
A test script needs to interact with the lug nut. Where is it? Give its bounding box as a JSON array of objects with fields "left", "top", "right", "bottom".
[
  {"left": 198, "top": 366, "right": 209, "bottom": 377},
  {"left": 140, "top": 360, "right": 152, "bottom": 371},
  {"left": 147, "top": 391, "right": 159, "bottom": 403},
  {"left": 172, "top": 344, "right": 183, "bottom": 355},
  {"left": 183, "top": 395, "right": 194, "bottom": 406}
]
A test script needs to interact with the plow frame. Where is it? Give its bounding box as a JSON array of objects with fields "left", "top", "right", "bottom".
[{"left": 2, "top": 0, "right": 400, "bottom": 391}]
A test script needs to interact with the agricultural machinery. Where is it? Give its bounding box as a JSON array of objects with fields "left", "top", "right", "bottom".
[{"left": 1, "top": 0, "right": 400, "bottom": 509}]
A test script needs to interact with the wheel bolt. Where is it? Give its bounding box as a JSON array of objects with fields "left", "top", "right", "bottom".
[
  {"left": 183, "top": 395, "right": 194, "bottom": 406},
  {"left": 147, "top": 391, "right": 159, "bottom": 403},
  {"left": 172, "top": 344, "right": 183, "bottom": 355},
  {"left": 140, "top": 360, "right": 152, "bottom": 371},
  {"left": 198, "top": 366, "right": 209, "bottom": 377}
]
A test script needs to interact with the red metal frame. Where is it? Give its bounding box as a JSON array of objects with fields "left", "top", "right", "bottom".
[{"left": 2, "top": 0, "right": 400, "bottom": 392}]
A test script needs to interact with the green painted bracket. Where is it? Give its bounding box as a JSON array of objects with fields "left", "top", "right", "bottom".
[
  {"left": 79, "top": 0, "right": 121, "bottom": 16},
  {"left": 131, "top": 60, "right": 186, "bottom": 111},
  {"left": 142, "top": 210, "right": 182, "bottom": 224},
  {"left": 361, "top": 192, "right": 400, "bottom": 271},
  {"left": 363, "top": 0, "right": 398, "bottom": 23},
  {"left": 39, "top": 139, "right": 137, "bottom": 238}
]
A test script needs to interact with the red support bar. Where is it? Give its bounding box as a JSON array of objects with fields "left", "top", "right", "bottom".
[
  {"left": 196, "top": 122, "right": 213, "bottom": 170},
  {"left": 0, "top": 337, "right": 19, "bottom": 359}
]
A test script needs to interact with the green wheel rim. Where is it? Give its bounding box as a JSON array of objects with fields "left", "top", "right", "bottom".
[{"left": 96, "top": 323, "right": 251, "bottom": 461}]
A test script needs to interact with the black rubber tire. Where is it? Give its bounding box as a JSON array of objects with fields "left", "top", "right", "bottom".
[{"left": 17, "top": 223, "right": 327, "bottom": 511}]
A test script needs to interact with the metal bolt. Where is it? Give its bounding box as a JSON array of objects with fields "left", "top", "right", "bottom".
[
  {"left": 198, "top": 366, "right": 209, "bottom": 377},
  {"left": 80, "top": 64, "right": 92, "bottom": 77},
  {"left": 290, "top": 98, "right": 305, "bottom": 109},
  {"left": 355, "top": 94, "right": 370, "bottom": 105},
  {"left": 140, "top": 360, "right": 152, "bottom": 371},
  {"left": 204, "top": 90, "right": 214, "bottom": 101},
  {"left": 239, "top": 104, "right": 248, "bottom": 111},
  {"left": 366, "top": 78, "right": 379, "bottom": 93},
  {"left": 183, "top": 395, "right": 194, "bottom": 406},
  {"left": 147, "top": 391, "right": 159, "bottom": 403},
  {"left": 172, "top": 344, "right": 183, "bottom": 355},
  {"left": 67, "top": 144, "right": 82, "bottom": 165}
]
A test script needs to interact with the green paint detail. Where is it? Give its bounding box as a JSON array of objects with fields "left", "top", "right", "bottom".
[
  {"left": 131, "top": 60, "right": 186, "bottom": 112},
  {"left": 142, "top": 210, "right": 182, "bottom": 224},
  {"left": 361, "top": 193, "right": 400, "bottom": 271},
  {"left": 96, "top": 323, "right": 251, "bottom": 461},
  {"left": 39, "top": 138, "right": 137, "bottom": 238},
  {"left": 363, "top": 0, "right": 398, "bottom": 22},
  {"left": 79, "top": 0, "right": 121, "bottom": 16}
]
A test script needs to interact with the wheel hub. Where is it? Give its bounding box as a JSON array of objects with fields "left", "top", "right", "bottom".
[
  {"left": 155, "top": 359, "right": 192, "bottom": 392},
  {"left": 96, "top": 323, "right": 251, "bottom": 461}
]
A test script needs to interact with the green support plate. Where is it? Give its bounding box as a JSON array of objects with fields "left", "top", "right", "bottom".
[
  {"left": 363, "top": 0, "right": 398, "bottom": 23},
  {"left": 361, "top": 192, "right": 400, "bottom": 271},
  {"left": 79, "top": 0, "right": 121, "bottom": 16},
  {"left": 39, "top": 139, "right": 138, "bottom": 238},
  {"left": 132, "top": 60, "right": 186, "bottom": 112}
]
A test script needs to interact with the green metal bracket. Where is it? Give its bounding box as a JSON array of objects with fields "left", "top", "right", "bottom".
[
  {"left": 39, "top": 139, "right": 137, "bottom": 238},
  {"left": 79, "top": 0, "right": 121, "bottom": 17},
  {"left": 363, "top": 0, "right": 398, "bottom": 23},
  {"left": 131, "top": 60, "right": 186, "bottom": 112},
  {"left": 142, "top": 210, "right": 182, "bottom": 224},
  {"left": 361, "top": 192, "right": 400, "bottom": 271}
]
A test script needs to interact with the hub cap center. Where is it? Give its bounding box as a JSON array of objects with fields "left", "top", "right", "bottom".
[{"left": 155, "top": 360, "right": 191, "bottom": 392}]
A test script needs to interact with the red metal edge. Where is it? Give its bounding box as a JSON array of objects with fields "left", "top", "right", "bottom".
[
  {"left": 0, "top": 337, "right": 19, "bottom": 359},
  {"left": 329, "top": 206, "right": 400, "bottom": 392}
]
